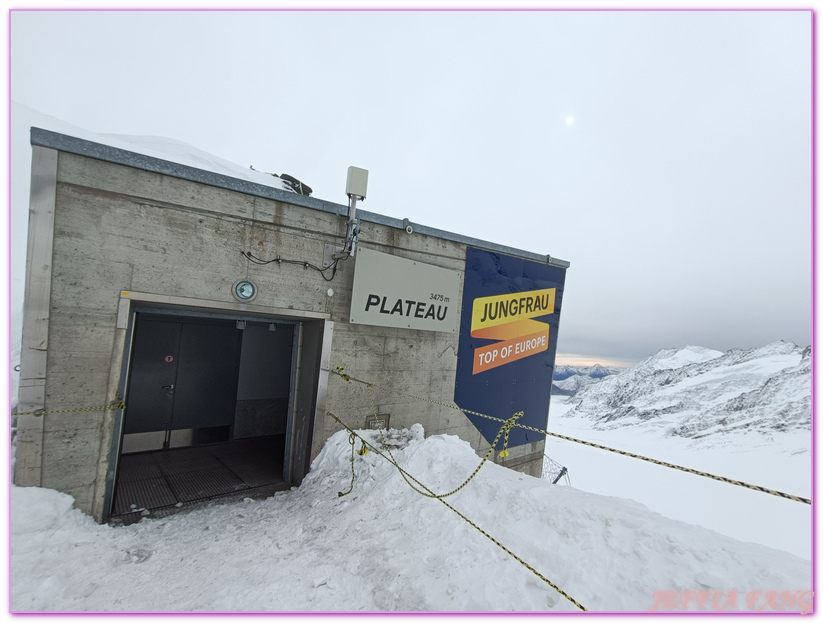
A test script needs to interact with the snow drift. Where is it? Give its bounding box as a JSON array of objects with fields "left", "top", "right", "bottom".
[{"left": 11, "top": 425, "right": 811, "bottom": 612}]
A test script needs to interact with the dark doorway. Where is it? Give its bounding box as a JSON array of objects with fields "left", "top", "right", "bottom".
[{"left": 111, "top": 313, "right": 296, "bottom": 520}]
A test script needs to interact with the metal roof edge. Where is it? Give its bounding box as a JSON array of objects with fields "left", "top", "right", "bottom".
[
  {"left": 357, "top": 209, "right": 570, "bottom": 268},
  {"left": 30, "top": 127, "right": 569, "bottom": 268},
  {"left": 30, "top": 127, "right": 347, "bottom": 217}
]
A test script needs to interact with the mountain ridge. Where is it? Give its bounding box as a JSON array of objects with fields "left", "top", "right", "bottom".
[
  {"left": 557, "top": 341, "right": 810, "bottom": 440},
  {"left": 551, "top": 364, "right": 624, "bottom": 396}
]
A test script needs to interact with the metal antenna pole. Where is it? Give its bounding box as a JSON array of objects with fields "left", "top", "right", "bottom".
[
  {"left": 344, "top": 194, "right": 360, "bottom": 257},
  {"left": 340, "top": 166, "right": 368, "bottom": 258}
]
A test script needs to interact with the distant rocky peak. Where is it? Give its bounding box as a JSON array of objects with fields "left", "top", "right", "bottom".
[{"left": 558, "top": 341, "right": 810, "bottom": 440}]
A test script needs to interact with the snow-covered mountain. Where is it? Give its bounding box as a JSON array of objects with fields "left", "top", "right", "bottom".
[
  {"left": 551, "top": 364, "right": 623, "bottom": 396},
  {"left": 554, "top": 363, "right": 624, "bottom": 380},
  {"left": 560, "top": 342, "right": 810, "bottom": 439}
]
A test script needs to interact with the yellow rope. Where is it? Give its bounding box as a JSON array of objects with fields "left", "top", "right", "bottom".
[
  {"left": 330, "top": 367, "right": 811, "bottom": 506},
  {"left": 328, "top": 412, "right": 587, "bottom": 611},
  {"left": 362, "top": 381, "right": 521, "bottom": 500},
  {"left": 14, "top": 400, "right": 126, "bottom": 416},
  {"left": 338, "top": 433, "right": 358, "bottom": 498}
]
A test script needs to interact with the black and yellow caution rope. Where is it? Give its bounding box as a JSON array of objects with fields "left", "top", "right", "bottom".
[
  {"left": 335, "top": 366, "right": 522, "bottom": 499},
  {"left": 331, "top": 367, "right": 811, "bottom": 506},
  {"left": 14, "top": 400, "right": 126, "bottom": 417},
  {"left": 327, "top": 411, "right": 588, "bottom": 611}
]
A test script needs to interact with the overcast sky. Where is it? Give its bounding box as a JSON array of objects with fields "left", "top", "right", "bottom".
[{"left": 9, "top": 9, "right": 812, "bottom": 366}]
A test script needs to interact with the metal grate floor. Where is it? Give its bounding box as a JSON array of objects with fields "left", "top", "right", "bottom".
[{"left": 112, "top": 435, "right": 288, "bottom": 519}]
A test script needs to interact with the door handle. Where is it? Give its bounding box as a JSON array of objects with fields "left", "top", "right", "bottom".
[{"left": 162, "top": 385, "right": 175, "bottom": 389}]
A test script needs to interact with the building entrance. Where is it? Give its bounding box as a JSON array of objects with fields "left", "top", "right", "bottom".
[{"left": 110, "top": 312, "right": 297, "bottom": 520}]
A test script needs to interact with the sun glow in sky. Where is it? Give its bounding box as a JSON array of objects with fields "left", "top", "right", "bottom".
[{"left": 555, "top": 353, "right": 634, "bottom": 368}]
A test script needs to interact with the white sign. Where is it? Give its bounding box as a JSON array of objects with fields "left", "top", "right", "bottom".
[{"left": 349, "top": 248, "right": 460, "bottom": 333}]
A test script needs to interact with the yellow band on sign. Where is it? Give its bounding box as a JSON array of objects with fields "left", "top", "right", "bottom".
[
  {"left": 469, "top": 287, "right": 555, "bottom": 375},
  {"left": 470, "top": 288, "right": 555, "bottom": 334}
]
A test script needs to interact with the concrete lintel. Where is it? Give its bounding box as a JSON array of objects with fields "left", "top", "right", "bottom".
[{"left": 119, "top": 290, "right": 331, "bottom": 322}]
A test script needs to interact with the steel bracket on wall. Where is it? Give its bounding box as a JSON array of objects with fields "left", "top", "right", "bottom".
[{"left": 323, "top": 243, "right": 346, "bottom": 270}]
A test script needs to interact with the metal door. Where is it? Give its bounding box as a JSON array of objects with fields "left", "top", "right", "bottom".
[
  {"left": 124, "top": 318, "right": 181, "bottom": 434},
  {"left": 286, "top": 319, "right": 332, "bottom": 484},
  {"left": 172, "top": 321, "right": 242, "bottom": 430},
  {"left": 124, "top": 316, "right": 241, "bottom": 437}
]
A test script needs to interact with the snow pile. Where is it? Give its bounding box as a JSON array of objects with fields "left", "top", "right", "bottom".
[
  {"left": 562, "top": 341, "right": 810, "bottom": 439},
  {"left": 11, "top": 427, "right": 811, "bottom": 612}
]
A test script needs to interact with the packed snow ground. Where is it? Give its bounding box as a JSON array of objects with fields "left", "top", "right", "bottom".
[
  {"left": 548, "top": 397, "right": 811, "bottom": 561},
  {"left": 11, "top": 424, "right": 811, "bottom": 613}
]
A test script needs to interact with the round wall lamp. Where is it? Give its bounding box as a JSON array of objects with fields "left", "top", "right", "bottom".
[{"left": 232, "top": 279, "right": 258, "bottom": 303}]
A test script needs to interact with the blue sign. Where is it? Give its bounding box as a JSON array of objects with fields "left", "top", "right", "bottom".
[{"left": 454, "top": 247, "right": 566, "bottom": 448}]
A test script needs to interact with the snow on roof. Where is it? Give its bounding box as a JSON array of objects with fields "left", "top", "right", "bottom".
[
  {"left": 12, "top": 100, "right": 293, "bottom": 193},
  {"left": 9, "top": 102, "right": 304, "bottom": 409},
  {"left": 14, "top": 102, "right": 567, "bottom": 266}
]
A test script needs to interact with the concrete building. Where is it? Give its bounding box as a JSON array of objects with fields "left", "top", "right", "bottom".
[{"left": 15, "top": 127, "right": 569, "bottom": 522}]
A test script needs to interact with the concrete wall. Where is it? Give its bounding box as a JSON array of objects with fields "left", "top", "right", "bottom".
[{"left": 19, "top": 145, "right": 546, "bottom": 519}]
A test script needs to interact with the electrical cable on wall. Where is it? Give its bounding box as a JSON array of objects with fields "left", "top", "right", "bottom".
[{"left": 242, "top": 250, "right": 340, "bottom": 282}]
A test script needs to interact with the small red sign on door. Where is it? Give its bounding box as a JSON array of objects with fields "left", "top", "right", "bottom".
[{"left": 164, "top": 354, "right": 175, "bottom": 363}]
